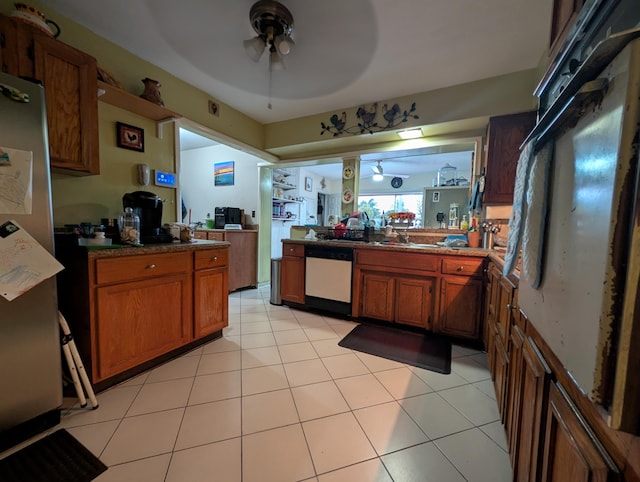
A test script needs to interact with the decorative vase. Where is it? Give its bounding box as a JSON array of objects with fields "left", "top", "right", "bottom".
[{"left": 467, "top": 230, "right": 481, "bottom": 248}]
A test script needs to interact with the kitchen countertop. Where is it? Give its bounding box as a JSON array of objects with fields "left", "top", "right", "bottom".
[
  {"left": 283, "top": 238, "right": 494, "bottom": 258},
  {"left": 83, "top": 239, "right": 229, "bottom": 259}
]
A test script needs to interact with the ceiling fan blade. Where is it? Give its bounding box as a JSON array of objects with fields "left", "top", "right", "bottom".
[{"left": 383, "top": 173, "right": 409, "bottom": 178}]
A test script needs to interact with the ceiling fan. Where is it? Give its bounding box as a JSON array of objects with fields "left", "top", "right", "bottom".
[{"left": 365, "top": 160, "right": 409, "bottom": 182}]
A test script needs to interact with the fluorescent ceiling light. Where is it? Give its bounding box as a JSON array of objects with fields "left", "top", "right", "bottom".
[
  {"left": 372, "top": 173, "right": 384, "bottom": 181},
  {"left": 398, "top": 129, "right": 423, "bottom": 139}
]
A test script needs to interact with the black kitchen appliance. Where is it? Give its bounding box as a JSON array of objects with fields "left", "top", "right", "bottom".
[
  {"left": 122, "top": 191, "right": 173, "bottom": 244},
  {"left": 214, "top": 206, "right": 242, "bottom": 228}
]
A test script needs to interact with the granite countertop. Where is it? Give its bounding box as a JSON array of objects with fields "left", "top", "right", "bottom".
[
  {"left": 84, "top": 239, "right": 229, "bottom": 259},
  {"left": 283, "top": 238, "right": 494, "bottom": 258}
]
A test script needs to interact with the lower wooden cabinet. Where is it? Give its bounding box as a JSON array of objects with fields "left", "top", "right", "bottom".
[
  {"left": 194, "top": 229, "right": 257, "bottom": 291},
  {"left": 359, "top": 270, "right": 435, "bottom": 328},
  {"left": 96, "top": 273, "right": 191, "bottom": 380},
  {"left": 193, "top": 248, "right": 229, "bottom": 337},
  {"left": 56, "top": 244, "right": 229, "bottom": 387},
  {"left": 281, "top": 242, "right": 305, "bottom": 304},
  {"left": 541, "top": 383, "right": 619, "bottom": 481},
  {"left": 437, "top": 275, "right": 483, "bottom": 338}
]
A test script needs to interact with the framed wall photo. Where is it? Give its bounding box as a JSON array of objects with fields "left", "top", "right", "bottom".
[
  {"left": 116, "top": 122, "right": 144, "bottom": 152},
  {"left": 214, "top": 161, "right": 235, "bottom": 186},
  {"left": 305, "top": 176, "right": 313, "bottom": 192}
]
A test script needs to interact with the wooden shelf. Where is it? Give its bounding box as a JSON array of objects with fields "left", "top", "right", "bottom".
[{"left": 97, "top": 80, "right": 181, "bottom": 121}]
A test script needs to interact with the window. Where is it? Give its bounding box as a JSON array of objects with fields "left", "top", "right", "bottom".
[{"left": 357, "top": 193, "right": 422, "bottom": 227}]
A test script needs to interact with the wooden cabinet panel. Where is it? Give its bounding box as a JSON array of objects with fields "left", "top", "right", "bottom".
[
  {"left": 541, "top": 383, "right": 619, "bottom": 482},
  {"left": 194, "top": 248, "right": 228, "bottom": 270},
  {"left": 95, "top": 252, "right": 190, "bottom": 285},
  {"left": 33, "top": 34, "right": 99, "bottom": 174},
  {"left": 395, "top": 276, "right": 435, "bottom": 329},
  {"left": 497, "top": 275, "right": 517, "bottom": 344},
  {"left": 95, "top": 274, "right": 191, "bottom": 380},
  {"left": 441, "top": 256, "right": 484, "bottom": 277},
  {"left": 515, "top": 336, "right": 552, "bottom": 482},
  {"left": 493, "top": 329, "right": 509, "bottom": 422},
  {"left": 507, "top": 321, "right": 525, "bottom": 463},
  {"left": 483, "top": 111, "right": 537, "bottom": 204},
  {"left": 225, "top": 230, "right": 257, "bottom": 292},
  {"left": 0, "top": 14, "right": 99, "bottom": 174},
  {"left": 281, "top": 256, "right": 305, "bottom": 304},
  {"left": 436, "top": 276, "right": 483, "bottom": 339},
  {"left": 194, "top": 267, "right": 228, "bottom": 338},
  {"left": 549, "top": 0, "right": 585, "bottom": 58},
  {"left": 356, "top": 249, "right": 438, "bottom": 272},
  {"left": 360, "top": 271, "right": 395, "bottom": 322},
  {"left": 282, "top": 242, "right": 304, "bottom": 257}
]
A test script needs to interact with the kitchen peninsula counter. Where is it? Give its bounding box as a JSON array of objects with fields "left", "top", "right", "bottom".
[
  {"left": 56, "top": 240, "right": 230, "bottom": 390},
  {"left": 280, "top": 238, "right": 511, "bottom": 342}
]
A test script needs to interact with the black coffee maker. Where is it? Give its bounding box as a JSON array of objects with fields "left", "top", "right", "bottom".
[{"left": 122, "top": 191, "right": 173, "bottom": 244}]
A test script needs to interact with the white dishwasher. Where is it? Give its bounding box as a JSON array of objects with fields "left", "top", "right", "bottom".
[{"left": 304, "top": 244, "right": 353, "bottom": 316}]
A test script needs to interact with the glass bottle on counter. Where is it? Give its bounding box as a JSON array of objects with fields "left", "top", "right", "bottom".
[
  {"left": 119, "top": 207, "right": 140, "bottom": 244},
  {"left": 460, "top": 214, "right": 469, "bottom": 231}
]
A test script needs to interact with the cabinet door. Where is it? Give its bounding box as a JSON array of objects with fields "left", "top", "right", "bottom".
[
  {"left": 507, "top": 322, "right": 525, "bottom": 464},
  {"left": 33, "top": 34, "right": 99, "bottom": 174},
  {"left": 395, "top": 275, "right": 435, "bottom": 329},
  {"left": 516, "top": 337, "right": 552, "bottom": 482},
  {"left": 497, "top": 276, "right": 517, "bottom": 344},
  {"left": 483, "top": 111, "right": 536, "bottom": 204},
  {"left": 492, "top": 330, "right": 509, "bottom": 422},
  {"left": 281, "top": 255, "right": 305, "bottom": 303},
  {"left": 360, "top": 271, "right": 395, "bottom": 322},
  {"left": 436, "top": 276, "right": 483, "bottom": 339},
  {"left": 541, "top": 383, "right": 619, "bottom": 482},
  {"left": 194, "top": 267, "right": 229, "bottom": 338},
  {"left": 95, "top": 274, "right": 191, "bottom": 381},
  {"left": 226, "top": 231, "right": 257, "bottom": 291},
  {"left": 549, "top": 0, "right": 585, "bottom": 58}
]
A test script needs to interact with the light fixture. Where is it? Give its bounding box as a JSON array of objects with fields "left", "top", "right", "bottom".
[
  {"left": 244, "top": 1, "right": 294, "bottom": 70},
  {"left": 372, "top": 161, "right": 384, "bottom": 181},
  {"left": 398, "top": 128, "right": 423, "bottom": 140}
]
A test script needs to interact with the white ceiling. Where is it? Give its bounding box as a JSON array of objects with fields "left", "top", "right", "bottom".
[{"left": 41, "top": 0, "right": 554, "bottom": 124}]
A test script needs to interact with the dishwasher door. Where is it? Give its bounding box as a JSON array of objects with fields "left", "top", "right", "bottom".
[
  {"left": 304, "top": 245, "right": 353, "bottom": 315},
  {"left": 305, "top": 257, "right": 352, "bottom": 303}
]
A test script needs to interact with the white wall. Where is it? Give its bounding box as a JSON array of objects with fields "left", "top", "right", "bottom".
[{"left": 180, "top": 144, "right": 262, "bottom": 225}]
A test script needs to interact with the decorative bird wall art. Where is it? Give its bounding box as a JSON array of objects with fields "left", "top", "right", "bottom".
[{"left": 320, "top": 102, "right": 418, "bottom": 137}]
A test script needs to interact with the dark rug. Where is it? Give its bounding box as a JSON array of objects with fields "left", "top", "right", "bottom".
[
  {"left": 339, "top": 323, "right": 452, "bottom": 374},
  {"left": 0, "top": 429, "right": 107, "bottom": 482}
]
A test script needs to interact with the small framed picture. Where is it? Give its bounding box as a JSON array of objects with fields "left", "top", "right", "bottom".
[
  {"left": 116, "top": 122, "right": 144, "bottom": 152},
  {"left": 305, "top": 176, "right": 313, "bottom": 192}
]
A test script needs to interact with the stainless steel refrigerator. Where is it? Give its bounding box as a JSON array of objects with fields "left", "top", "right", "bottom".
[
  {"left": 0, "top": 73, "right": 62, "bottom": 449},
  {"left": 422, "top": 186, "right": 470, "bottom": 228}
]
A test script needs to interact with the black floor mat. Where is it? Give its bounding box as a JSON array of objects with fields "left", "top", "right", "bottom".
[
  {"left": 339, "top": 323, "right": 452, "bottom": 374},
  {"left": 0, "top": 429, "right": 107, "bottom": 482}
]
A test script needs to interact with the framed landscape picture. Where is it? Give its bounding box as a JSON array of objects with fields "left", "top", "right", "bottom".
[{"left": 214, "top": 161, "right": 235, "bottom": 186}]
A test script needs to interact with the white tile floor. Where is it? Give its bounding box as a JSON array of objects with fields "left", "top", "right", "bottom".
[{"left": 2, "top": 286, "right": 512, "bottom": 481}]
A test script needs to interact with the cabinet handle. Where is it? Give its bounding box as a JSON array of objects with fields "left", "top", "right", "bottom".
[
  {"left": 507, "top": 303, "right": 516, "bottom": 311},
  {"left": 210, "top": 256, "right": 218, "bottom": 261},
  {"left": 456, "top": 266, "right": 464, "bottom": 271},
  {"left": 146, "top": 264, "right": 156, "bottom": 269}
]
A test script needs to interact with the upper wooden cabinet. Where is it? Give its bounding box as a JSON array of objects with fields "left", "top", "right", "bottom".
[
  {"left": 0, "top": 15, "right": 99, "bottom": 175},
  {"left": 483, "top": 111, "right": 537, "bottom": 205},
  {"left": 549, "top": 0, "right": 585, "bottom": 60}
]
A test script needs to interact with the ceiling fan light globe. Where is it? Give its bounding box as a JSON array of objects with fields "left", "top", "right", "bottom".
[
  {"left": 372, "top": 173, "right": 384, "bottom": 182},
  {"left": 244, "top": 36, "right": 266, "bottom": 61},
  {"left": 275, "top": 35, "right": 294, "bottom": 55},
  {"left": 269, "top": 48, "right": 286, "bottom": 71}
]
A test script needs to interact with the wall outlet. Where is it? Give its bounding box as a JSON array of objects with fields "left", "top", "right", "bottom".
[{"left": 208, "top": 100, "right": 220, "bottom": 117}]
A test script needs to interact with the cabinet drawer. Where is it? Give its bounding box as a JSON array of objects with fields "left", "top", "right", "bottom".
[
  {"left": 441, "top": 257, "right": 484, "bottom": 277},
  {"left": 95, "top": 252, "right": 190, "bottom": 285},
  {"left": 356, "top": 249, "right": 438, "bottom": 272},
  {"left": 283, "top": 243, "right": 304, "bottom": 257},
  {"left": 193, "top": 231, "right": 208, "bottom": 240},
  {"left": 195, "top": 248, "right": 229, "bottom": 270}
]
